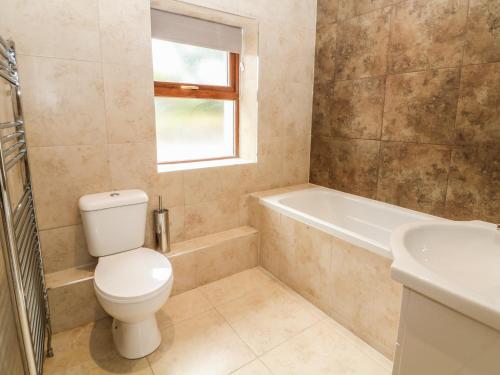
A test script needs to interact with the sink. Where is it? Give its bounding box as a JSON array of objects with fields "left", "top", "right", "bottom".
[{"left": 391, "top": 220, "right": 500, "bottom": 331}]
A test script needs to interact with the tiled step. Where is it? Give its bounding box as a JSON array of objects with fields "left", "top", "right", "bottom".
[{"left": 45, "top": 225, "right": 259, "bottom": 333}]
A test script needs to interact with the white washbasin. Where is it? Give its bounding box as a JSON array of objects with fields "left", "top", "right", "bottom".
[{"left": 391, "top": 220, "right": 500, "bottom": 331}]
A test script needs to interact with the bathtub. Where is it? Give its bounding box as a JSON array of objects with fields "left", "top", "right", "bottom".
[{"left": 260, "top": 186, "right": 439, "bottom": 259}]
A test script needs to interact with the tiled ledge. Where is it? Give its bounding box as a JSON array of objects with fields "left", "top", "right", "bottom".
[
  {"left": 167, "top": 225, "right": 259, "bottom": 295},
  {"left": 45, "top": 225, "right": 258, "bottom": 291},
  {"left": 249, "top": 183, "right": 316, "bottom": 199},
  {"left": 171, "top": 226, "right": 257, "bottom": 255},
  {"left": 46, "top": 225, "right": 259, "bottom": 333},
  {"left": 45, "top": 262, "right": 96, "bottom": 289}
]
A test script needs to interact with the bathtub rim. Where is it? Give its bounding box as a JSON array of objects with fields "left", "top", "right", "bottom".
[{"left": 259, "top": 186, "right": 439, "bottom": 260}]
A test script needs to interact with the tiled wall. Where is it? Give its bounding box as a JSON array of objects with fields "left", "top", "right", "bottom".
[
  {"left": 249, "top": 189, "right": 401, "bottom": 359},
  {"left": 0, "top": 0, "right": 317, "bottom": 275},
  {"left": 310, "top": 0, "right": 500, "bottom": 222}
]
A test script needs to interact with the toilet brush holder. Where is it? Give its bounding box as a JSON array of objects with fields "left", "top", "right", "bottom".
[{"left": 153, "top": 196, "right": 171, "bottom": 253}]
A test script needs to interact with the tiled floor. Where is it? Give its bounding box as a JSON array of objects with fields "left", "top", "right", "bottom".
[{"left": 44, "top": 267, "right": 392, "bottom": 375}]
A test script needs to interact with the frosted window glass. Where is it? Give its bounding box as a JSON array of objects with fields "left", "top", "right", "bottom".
[
  {"left": 155, "top": 97, "right": 235, "bottom": 163},
  {"left": 152, "top": 39, "right": 229, "bottom": 86}
]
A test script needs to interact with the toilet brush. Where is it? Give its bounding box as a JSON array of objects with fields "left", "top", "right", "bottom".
[{"left": 153, "top": 196, "right": 171, "bottom": 253}]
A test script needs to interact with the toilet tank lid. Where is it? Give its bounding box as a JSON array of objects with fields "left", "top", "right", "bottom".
[{"left": 79, "top": 190, "right": 148, "bottom": 212}]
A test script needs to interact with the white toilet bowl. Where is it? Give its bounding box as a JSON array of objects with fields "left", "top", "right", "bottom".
[{"left": 93, "top": 247, "right": 173, "bottom": 359}]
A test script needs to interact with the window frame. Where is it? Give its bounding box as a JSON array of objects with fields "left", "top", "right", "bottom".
[{"left": 154, "top": 52, "right": 240, "bottom": 165}]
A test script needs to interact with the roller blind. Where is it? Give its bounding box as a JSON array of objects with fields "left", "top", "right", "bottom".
[{"left": 151, "top": 9, "right": 242, "bottom": 54}]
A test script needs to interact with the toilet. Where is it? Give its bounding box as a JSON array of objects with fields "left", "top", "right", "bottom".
[{"left": 78, "top": 189, "right": 173, "bottom": 359}]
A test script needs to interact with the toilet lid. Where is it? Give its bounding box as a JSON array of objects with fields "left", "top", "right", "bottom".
[{"left": 94, "top": 247, "right": 172, "bottom": 301}]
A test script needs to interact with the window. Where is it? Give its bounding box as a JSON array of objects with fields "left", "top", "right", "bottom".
[{"left": 151, "top": 10, "right": 241, "bottom": 165}]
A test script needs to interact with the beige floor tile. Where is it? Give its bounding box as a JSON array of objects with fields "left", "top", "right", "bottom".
[
  {"left": 260, "top": 320, "right": 391, "bottom": 375},
  {"left": 199, "top": 267, "right": 277, "bottom": 306},
  {"left": 231, "top": 359, "right": 272, "bottom": 375},
  {"left": 324, "top": 318, "right": 393, "bottom": 371},
  {"left": 44, "top": 318, "right": 151, "bottom": 375},
  {"left": 148, "top": 310, "right": 255, "bottom": 375},
  {"left": 157, "top": 288, "right": 212, "bottom": 329},
  {"left": 216, "top": 282, "right": 323, "bottom": 355},
  {"left": 85, "top": 358, "right": 153, "bottom": 375}
]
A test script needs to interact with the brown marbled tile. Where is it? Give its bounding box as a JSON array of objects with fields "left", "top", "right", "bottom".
[
  {"left": 311, "top": 82, "right": 334, "bottom": 137},
  {"left": 455, "top": 63, "right": 500, "bottom": 144},
  {"left": 338, "top": 0, "right": 393, "bottom": 20},
  {"left": 377, "top": 142, "right": 451, "bottom": 215},
  {"left": 328, "top": 138, "right": 380, "bottom": 198},
  {"left": 382, "top": 68, "right": 460, "bottom": 144},
  {"left": 314, "top": 22, "right": 337, "bottom": 83},
  {"left": 331, "top": 76, "right": 385, "bottom": 139},
  {"left": 335, "top": 8, "right": 390, "bottom": 80},
  {"left": 464, "top": 0, "right": 500, "bottom": 64},
  {"left": 389, "top": 0, "right": 468, "bottom": 74},
  {"left": 445, "top": 144, "right": 500, "bottom": 222},
  {"left": 310, "top": 136, "right": 332, "bottom": 186},
  {"left": 317, "top": 0, "right": 338, "bottom": 29}
]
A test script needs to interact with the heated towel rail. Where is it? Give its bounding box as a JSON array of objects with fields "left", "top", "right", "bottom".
[{"left": 0, "top": 36, "right": 53, "bottom": 375}]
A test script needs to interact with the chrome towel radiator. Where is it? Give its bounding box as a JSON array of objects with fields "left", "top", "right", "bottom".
[{"left": 0, "top": 36, "right": 53, "bottom": 374}]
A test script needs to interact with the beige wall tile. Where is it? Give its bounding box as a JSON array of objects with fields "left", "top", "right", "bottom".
[
  {"left": 49, "top": 280, "right": 107, "bottom": 333},
  {"left": 102, "top": 63, "right": 155, "bottom": 144},
  {"left": 168, "top": 250, "right": 197, "bottom": 295},
  {"left": 184, "top": 198, "right": 239, "bottom": 239},
  {"left": 259, "top": 21, "right": 316, "bottom": 86},
  {"left": 330, "top": 237, "right": 402, "bottom": 357},
  {"left": 183, "top": 168, "right": 225, "bottom": 206},
  {"left": 256, "top": 138, "right": 285, "bottom": 191},
  {"left": 98, "top": 0, "right": 152, "bottom": 66},
  {"left": 286, "top": 221, "right": 333, "bottom": 312},
  {"left": 108, "top": 142, "right": 157, "bottom": 190},
  {"left": 0, "top": 0, "right": 101, "bottom": 60},
  {"left": 30, "top": 145, "right": 111, "bottom": 229},
  {"left": 40, "top": 225, "right": 94, "bottom": 274},
  {"left": 19, "top": 55, "right": 106, "bottom": 147},
  {"left": 283, "top": 136, "right": 311, "bottom": 186},
  {"left": 196, "top": 233, "right": 258, "bottom": 285},
  {"left": 156, "top": 171, "right": 185, "bottom": 207}
]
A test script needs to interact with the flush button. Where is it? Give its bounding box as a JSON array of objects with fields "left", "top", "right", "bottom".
[{"left": 110, "top": 193, "right": 120, "bottom": 197}]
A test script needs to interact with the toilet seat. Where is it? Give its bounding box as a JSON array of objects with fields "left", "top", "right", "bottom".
[{"left": 94, "top": 247, "right": 172, "bottom": 303}]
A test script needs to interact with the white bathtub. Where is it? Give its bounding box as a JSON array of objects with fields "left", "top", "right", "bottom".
[{"left": 260, "top": 186, "right": 440, "bottom": 259}]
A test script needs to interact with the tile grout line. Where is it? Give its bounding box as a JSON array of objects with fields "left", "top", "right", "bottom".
[{"left": 214, "top": 268, "right": 330, "bottom": 354}]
